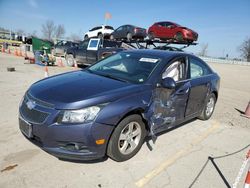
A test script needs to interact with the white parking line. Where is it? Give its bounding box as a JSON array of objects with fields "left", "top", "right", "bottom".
[{"left": 135, "top": 120, "right": 220, "bottom": 188}]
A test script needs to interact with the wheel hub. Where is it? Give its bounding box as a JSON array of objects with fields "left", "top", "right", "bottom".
[{"left": 118, "top": 122, "right": 142, "bottom": 155}]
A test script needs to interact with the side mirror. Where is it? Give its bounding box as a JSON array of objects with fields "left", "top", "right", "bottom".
[{"left": 161, "top": 77, "right": 176, "bottom": 89}]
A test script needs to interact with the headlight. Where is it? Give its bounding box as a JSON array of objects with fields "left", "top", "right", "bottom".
[{"left": 61, "top": 106, "right": 100, "bottom": 123}]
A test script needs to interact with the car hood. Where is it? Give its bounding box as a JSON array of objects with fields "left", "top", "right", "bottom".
[{"left": 28, "top": 71, "right": 147, "bottom": 109}]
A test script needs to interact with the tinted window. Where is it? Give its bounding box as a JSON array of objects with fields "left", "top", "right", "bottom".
[
  {"left": 157, "top": 23, "right": 165, "bottom": 27},
  {"left": 103, "top": 41, "right": 121, "bottom": 48},
  {"left": 116, "top": 26, "right": 123, "bottom": 31},
  {"left": 90, "top": 26, "right": 102, "bottom": 31},
  {"left": 79, "top": 40, "right": 89, "bottom": 49},
  {"left": 190, "top": 57, "right": 212, "bottom": 79},
  {"left": 105, "top": 26, "right": 114, "bottom": 30}
]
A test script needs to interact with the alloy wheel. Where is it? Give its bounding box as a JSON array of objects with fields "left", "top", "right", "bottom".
[{"left": 118, "top": 121, "right": 142, "bottom": 155}]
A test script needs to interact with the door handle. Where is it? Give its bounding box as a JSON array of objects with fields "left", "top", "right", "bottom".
[{"left": 176, "top": 87, "right": 189, "bottom": 95}]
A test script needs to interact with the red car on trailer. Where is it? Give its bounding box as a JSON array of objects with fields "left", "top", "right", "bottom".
[{"left": 148, "top": 21, "right": 198, "bottom": 43}]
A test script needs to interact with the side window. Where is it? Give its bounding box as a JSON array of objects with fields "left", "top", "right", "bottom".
[
  {"left": 162, "top": 57, "right": 187, "bottom": 81},
  {"left": 158, "top": 23, "right": 165, "bottom": 27},
  {"left": 189, "top": 57, "right": 212, "bottom": 79},
  {"left": 164, "top": 22, "right": 171, "bottom": 28},
  {"left": 79, "top": 40, "right": 89, "bottom": 49},
  {"left": 116, "top": 27, "right": 123, "bottom": 31}
]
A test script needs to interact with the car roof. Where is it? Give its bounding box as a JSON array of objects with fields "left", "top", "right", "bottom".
[{"left": 123, "top": 49, "right": 187, "bottom": 59}]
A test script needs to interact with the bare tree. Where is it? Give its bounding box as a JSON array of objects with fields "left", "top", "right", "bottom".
[
  {"left": 32, "top": 30, "right": 38, "bottom": 37},
  {"left": 41, "top": 20, "right": 56, "bottom": 41},
  {"left": 16, "top": 29, "right": 25, "bottom": 36},
  {"left": 55, "top": 24, "right": 65, "bottom": 39},
  {"left": 198, "top": 43, "right": 209, "bottom": 56},
  {"left": 239, "top": 37, "right": 250, "bottom": 62},
  {"left": 69, "top": 33, "right": 81, "bottom": 42}
]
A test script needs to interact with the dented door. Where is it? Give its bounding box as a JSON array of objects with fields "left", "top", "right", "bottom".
[{"left": 146, "top": 81, "right": 191, "bottom": 135}]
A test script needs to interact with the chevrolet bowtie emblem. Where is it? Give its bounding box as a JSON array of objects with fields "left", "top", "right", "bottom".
[{"left": 26, "top": 100, "right": 36, "bottom": 110}]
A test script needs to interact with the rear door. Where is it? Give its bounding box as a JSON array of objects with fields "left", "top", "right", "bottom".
[
  {"left": 113, "top": 26, "right": 123, "bottom": 39},
  {"left": 185, "top": 56, "right": 213, "bottom": 118},
  {"left": 75, "top": 40, "right": 89, "bottom": 64},
  {"left": 156, "top": 22, "right": 165, "bottom": 37},
  {"left": 162, "top": 22, "right": 173, "bottom": 38}
]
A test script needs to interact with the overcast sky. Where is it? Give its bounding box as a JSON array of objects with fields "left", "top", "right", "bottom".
[{"left": 0, "top": 0, "right": 249, "bottom": 58}]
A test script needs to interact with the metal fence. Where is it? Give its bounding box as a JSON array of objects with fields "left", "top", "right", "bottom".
[{"left": 199, "top": 56, "right": 250, "bottom": 66}]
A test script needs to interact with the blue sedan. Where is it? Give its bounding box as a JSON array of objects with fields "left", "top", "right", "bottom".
[{"left": 19, "top": 50, "right": 220, "bottom": 162}]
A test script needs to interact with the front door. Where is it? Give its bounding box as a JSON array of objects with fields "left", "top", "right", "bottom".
[
  {"left": 147, "top": 56, "right": 190, "bottom": 135},
  {"left": 75, "top": 40, "right": 88, "bottom": 64}
]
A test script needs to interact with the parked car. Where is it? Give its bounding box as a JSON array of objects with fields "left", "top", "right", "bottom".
[
  {"left": 52, "top": 41, "right": 79, "bottom": 57},
  {"left": 84, "top": 25, "right": 114, "bottom": 40},
  {"left": 65, "top": 38, "right": 122, "bottom": 66},
  {"left": 19, "top": 50, "right": 219, "bottom": 162},
  {"left": 110, "top": 25, "right": 147, "bottom": 41},
  {"left": 148, "top": 21, "right": 198, "bottom": 42}
]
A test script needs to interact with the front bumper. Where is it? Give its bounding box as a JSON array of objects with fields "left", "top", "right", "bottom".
[{"left": 19, "top": 105, "right": 114, "bottom": 161}]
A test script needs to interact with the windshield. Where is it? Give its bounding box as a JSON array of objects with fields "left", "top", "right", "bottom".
[{"left": 87, "top": 52, "right": 161, "bottom": 84}]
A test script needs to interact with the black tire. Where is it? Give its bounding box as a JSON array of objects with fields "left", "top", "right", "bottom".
[
  {"left": 65, "top": 54, "right": 75, "bottom": 67},
  {"left": 107, "top": 114, "right": 146, "bottom": 162},
  {"left": 126, "top": 33, "right": 132, "bottom": 41},
  {"left": 98, "top": 33, "right": 103, "bottom": 38},
  {"left": 198, "top": 93, "right": 216, "bottom": 120},
  {"left": 84, "top": 35, "right": 88, "bottom": 40},
  {"left": 175, "top": 32, "right": 184, "bottom": 42},
  {"left": 148, "top": 32, "right": 155, "bottom": 40}
]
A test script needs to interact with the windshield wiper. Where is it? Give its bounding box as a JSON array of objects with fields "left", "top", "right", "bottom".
[
  {"left": 100, "top": 74, "right": 129, "bottom": 83},
  {"left": 85, "top": 69, "right": 129, "bottom": 83}
]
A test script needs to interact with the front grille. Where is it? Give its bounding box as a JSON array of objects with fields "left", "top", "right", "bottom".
[
  {"left": 27, "top": 92, "right": 54, "bottom": 108},
  {"left": 20, "top": 93, "right": 50, "bottom": 124}
]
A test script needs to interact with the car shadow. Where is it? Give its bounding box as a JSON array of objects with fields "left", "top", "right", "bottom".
[
  {"left": 144, "top": 118, "right": 197, "bottom": 151},
  {"left": 234, "top": 108, "right": 244, "bottom": 114},
  {"left": 58, "top": 156, "right": 108, "bottom": 164}
]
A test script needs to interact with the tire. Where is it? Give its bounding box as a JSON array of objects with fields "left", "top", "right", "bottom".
[
  {"left": 84, "top": 35, "right": 88, "bottom": 40},
  {"left": 198, "top": 93, "right": 216, "bottom": 120},
  {"left": 148, "top": 32, "right": 154, "bottom": 40},
  {"left": 110, "top": 34, "right": 114, "bottom": 40},
  {"left": 126, "top": 33, "right": 132, "bottom": 41},
  {"left": 107, "top": 114, "right": 146, "bottom": 162},
  {"left": 98, "top": 33, "right": 103, "bottom": 38},
  {"left": 65, "top": 54, "right": 75, "bottom": 67},
  {"left": 175, "top": 32, "right": 184, "bottom": 42}
]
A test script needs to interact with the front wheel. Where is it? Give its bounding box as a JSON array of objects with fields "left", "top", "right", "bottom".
[
  {"left": 148, "top": 32, "right": 155, "bottom": 40},
  {"left": 98, "top": 33, "right": 103, "bottom": 38},
  {"left": 107, "top": 115, "right": 146, "bottom": 162},
  {"left": 110, "top": 34, "right": 114, "bottom": 40},
  {"left": 126, "top": 33, "right": 132, "bottom": 41},
  {"left": 84, "top": 35, "right": 88, "bottom": 40},
  {"left": 175, "top": 32, "right": 184, "bottom": 42},
  {"left": 198, "top": 93, "right": 216, "bottom": 120}
]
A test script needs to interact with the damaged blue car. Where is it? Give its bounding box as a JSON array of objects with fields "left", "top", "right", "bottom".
[{"left": 19, "top": 50, "right": 220, "bottom": 162}]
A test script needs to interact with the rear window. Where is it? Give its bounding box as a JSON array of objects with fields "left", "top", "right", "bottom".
[
  {"left": 103, "top": 41, "right": 121, "bottom": 48},
  {"left": 105, "top": 26, "right": 114, "bottom": 30}
]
